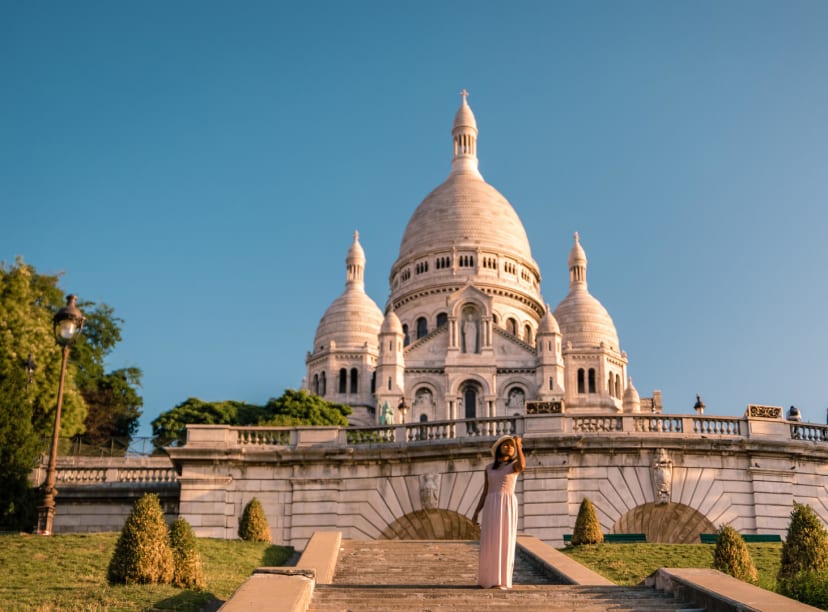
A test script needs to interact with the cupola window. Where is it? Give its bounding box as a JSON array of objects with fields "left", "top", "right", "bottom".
[
  {"left": 577, "top": 369, "right": 585, "bottom": 394},
  {"left": 588, "top": 368, "right": 596, "bottom": 393},
  {"left": 436, "top": 256, "right": 451, "bottom": 269},
  {"left": 436, "top": 312, "right": 448, "bottom": 328},
  {"left": 339, "top": 368, "right": 347, "bottom": 394},
  {"left": 416, "top": 317, "right": 428, "bottom": 339}
]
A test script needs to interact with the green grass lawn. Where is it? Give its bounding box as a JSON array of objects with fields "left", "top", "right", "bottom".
[
  {"left": 0, "top": 534, "right": 785, "bottom": 610},
  {"left": 561, "top": 542, "right": 783, "bottom": 591},
  {"left": 0, "top": 532, "right": 293, "bottom": 611}
]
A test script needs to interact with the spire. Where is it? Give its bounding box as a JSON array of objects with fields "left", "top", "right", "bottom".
[
  {"left": 450, "top": 89, "right": 482, "bottom": 177},
  {"left": 346, "top": 230, "right": 366, "bottom": 290},
  {"left": 567, "top": 231, "right": 588, "bottom": 290}
]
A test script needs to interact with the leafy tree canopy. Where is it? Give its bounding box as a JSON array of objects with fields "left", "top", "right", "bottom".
[
  {"left": 0, "top": 258, "right": 141, "bottom": 529},
  {"left": 152, "top": 389, "right": 352, "bottom": 448}
]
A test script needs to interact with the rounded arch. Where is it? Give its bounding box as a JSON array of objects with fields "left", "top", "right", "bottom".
[
  {"left": 449, "top": 297, "right": 490, "bottom": 320},
  {"left": 613, "top": 502, "right": 715, "bottom": 543},
  {"left": 380, "top": 509, "right": 479, "bottom": 540}
]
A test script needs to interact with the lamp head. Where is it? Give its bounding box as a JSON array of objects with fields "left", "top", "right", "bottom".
[{"left": 53, "top": 294, "right": 85, "bottom": 346}]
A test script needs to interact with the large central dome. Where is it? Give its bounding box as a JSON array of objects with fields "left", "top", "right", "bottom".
[
  {"left": 398, "top": 173, "right": 534, "bottom": 263},
  {"left": 394, "top": 92, "right": 537, "bottom": 272}
]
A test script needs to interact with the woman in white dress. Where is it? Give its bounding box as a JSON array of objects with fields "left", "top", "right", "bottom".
[{"left": 471, "top": 434, "right": 525, "bottom": 589}]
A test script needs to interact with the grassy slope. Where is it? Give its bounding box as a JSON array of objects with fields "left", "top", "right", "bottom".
[
  {"left": 561, "top": 542, "right": 783, "bottom": 590},
  {"left": 0, "top": 533, "right": 292, "bottom": 611}
]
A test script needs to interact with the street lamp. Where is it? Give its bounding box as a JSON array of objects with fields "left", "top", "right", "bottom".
[
  {"left": 397, "top": 397, "right": 409, "bottom": 425},
  {"left": 37, "top": 294, "right": 85, "bottom": 535}
]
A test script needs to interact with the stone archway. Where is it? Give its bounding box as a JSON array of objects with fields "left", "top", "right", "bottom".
[
  {"left": 380, "top": 509, "right": 479, "bottom": 540},
  {"left": 614, "top": 502, "right": 715, "bottom": 543}
]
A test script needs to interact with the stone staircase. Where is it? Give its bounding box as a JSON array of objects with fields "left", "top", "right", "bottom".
[{"left": 307, "top": 540, "right": 704, "bottom": 611}]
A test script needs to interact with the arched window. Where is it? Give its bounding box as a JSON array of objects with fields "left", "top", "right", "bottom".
[
  {"left": 507, "top": 318, "right": 517, "bottom": 335},
  {"left": 588, "top": 368, "right": 596, "bottom": 393},
  {"left": 320, "top": 371, "right": 326, "bottom": 396},
  {"left": 416, "top": 317, "right": 428, "bottom": 339},
  {"left": 371, "top": 371, "right": 376, "bottom": 393},
  {"left": 387, "top": 376, "right": 392, "bottom": 391},
  {"left": 436, "top": 312, "right": 448, "bottom": 328},
  {"left": 615, "top": 374, "right": 621, "bottom": 398},
  {"left": 464, "top": 386, "right": 477, "bottom": 419},
  {"left": 549, "top": 377, "right": 554, "bottom": 391},
  {"left": 577, "top": 368, "right": 585, "bottom": 394},
  {"left": 608, "top": 373, "right": 615, "bottom": 398},
  {"left": 523, "top": 324, "right": 533, "bottom": 344},
  {"left": 419, "top": 414, "right": 428, "bottom": 422},
  {"left": 313, "top": 374, "right": 319, "bottom": 395},
  {"left": 402, "top": 324, "right": 410, "bottom": 346},
  {"left": 339, "top": 368, "right": 347, "bottom": 394},
  {"left": 350, "top": 368, "right": 358, "bottom": 394}
]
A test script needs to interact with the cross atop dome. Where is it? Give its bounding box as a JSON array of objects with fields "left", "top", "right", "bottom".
[{"left": 460, "top": 89, "right": 469, "bottom": 103}]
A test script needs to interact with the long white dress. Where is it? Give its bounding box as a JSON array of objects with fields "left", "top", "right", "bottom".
[{"left": 478, "top": 461, "right": 519, "bottom": 588}]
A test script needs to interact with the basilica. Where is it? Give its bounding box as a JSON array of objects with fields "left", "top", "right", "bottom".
[{"left": 304, "top": 92, "right": 659, "bottom": 426}]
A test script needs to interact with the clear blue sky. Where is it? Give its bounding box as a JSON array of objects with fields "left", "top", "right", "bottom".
[{"left": 3, "top": 1, "right": 827, "bottom": 437}]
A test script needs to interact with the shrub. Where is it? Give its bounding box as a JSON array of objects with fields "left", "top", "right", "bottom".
[
  {"left": 571, "top": 497, "right": 603, "bottom": 546},
  {"left": 170, "top": 518, "right": 206, "bottom": 590},
  {"left": 107, "top": 493, "right": 174, "bottom": 584},
  {"left": 778, "top": 569, "right": 828, "bottom": 608},
  {"left": 713, "top": 524, "right": 757, "bottom": 583},
  {"left": 778, "top": 502, "right": 828, "bottom": 601},
  {"left": 778, "top": 502, "right": 828, "bottom": 583},
  {"left": 239, "top": 497, "right": 271, "bottom": 542}
]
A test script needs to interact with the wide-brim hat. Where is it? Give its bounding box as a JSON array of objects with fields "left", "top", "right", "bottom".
[{"left": 491, "top": 435, "right": 515, "bottom": 458}]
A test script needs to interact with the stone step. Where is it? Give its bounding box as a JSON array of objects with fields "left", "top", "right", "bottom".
[
  {"left": 309, "top": 585, "right": 703, "bottom": 611},
  {"left": 307, "top": 540, "right": 705, "bottom": 611},
  {"left": 330, "top": 540, "right": 556, "bottom": 586}
]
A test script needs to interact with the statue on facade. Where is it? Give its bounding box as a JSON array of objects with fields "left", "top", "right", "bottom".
[
  {"left": 462, "top": 313, "right": 478, "bottom": 354},
  {"left": 651, "top": 448, "right": 673, "bottom": 504},
  {"left": 379, "top": 402, "right": 394, "bottom": 425},
  {"left": 507, "top": 388, "right": 525, "bottom": 412},
  {"left": 420, "top": 473, "right": 440, "bottom": 509}
]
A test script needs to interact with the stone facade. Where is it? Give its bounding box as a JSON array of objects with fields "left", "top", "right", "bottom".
[
  {"left": 305, "top": 93, "right": 640, "bottom": 428},
  {"left": 159, "top": 412, "right": 828, "bottom": 550}
]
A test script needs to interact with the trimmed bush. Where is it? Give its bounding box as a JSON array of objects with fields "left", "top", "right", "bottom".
[
  {"left": 778, "top": 502, "right": 828, "bottom": 603},
  {"left": 107, "top": 493, "right": 174, "bottom": 584},
  {"left": 779, "top": 502, "right": 828, "bottom": 583},
  {"left": 713, "top": 524, "right": 757, "bottom": 583},
  {"left": 170, "top": 518, "right": 206, "bottom": 590},
  {"left": 571, "top": 497, "right": 603, "bottom": 546},
  {"left": 239, "top": 497, "right": 271, "bottom": 542}
]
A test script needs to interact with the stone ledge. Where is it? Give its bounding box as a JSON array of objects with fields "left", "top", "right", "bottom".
[
  {"left": 516, "top": 534, "right": 614, "bottom": 586},
  {"left": 295, "top": 530, "right": 342, "bottom": 585},
  {"left": 646, "top": 567, "right": 823, "bottom": 612},
  {"left": 219, "top": 572, "right": 314, "bottom": 612}
]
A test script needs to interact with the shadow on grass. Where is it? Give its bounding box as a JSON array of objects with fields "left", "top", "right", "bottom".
[
  {"left": 153, "top": 590, "right": 222, "bottom": 611},
  {"left": 263, "top": 544, "right": 295, "bottom": 566}
]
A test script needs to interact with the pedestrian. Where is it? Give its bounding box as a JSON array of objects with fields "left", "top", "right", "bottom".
[{"left": 471, "top": 434, "right": 525, "bottom": 589}]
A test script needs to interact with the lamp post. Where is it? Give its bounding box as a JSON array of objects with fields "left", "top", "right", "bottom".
[
  {"left": 37, "top": 294, "right": 85, "bottom": 535},
  {"left": 397, "top": 397, "right": 409, "bottom": 425}
]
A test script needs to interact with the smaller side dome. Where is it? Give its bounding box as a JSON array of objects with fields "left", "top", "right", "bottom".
[
  {"left": 537, "top": 304, "right": 560, "bottom": 335},
  {"left": 623, "top": 377, "right": 641, "bottom": 413},
  {"left": 381, "top": 310, "right": 403, "bottom": 335},
  {"left": 313, "top": 233, "right": 383, "bottom": 352}
]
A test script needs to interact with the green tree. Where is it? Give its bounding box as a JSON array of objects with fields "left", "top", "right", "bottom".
[
  {"left": 571, "top": 497, "right": 604, "bottom": 546},
  {"left": 0, "top": 260, "right": 84, "bottom": 530},
  {"left": 713, "top": 524, "right": 757, "bottom": 583},
  {"left": 152, "top": 389, "right": 352, "bottom": 448},
  {"left": 263, "top": 389, "right": 351, "bottom": 427},
  {"left": 0, "top": 258, "right": 142, "bottom": 529}
]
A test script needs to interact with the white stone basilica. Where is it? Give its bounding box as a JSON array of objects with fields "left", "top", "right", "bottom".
[{"left": 305, "top": 92, "right": 659, "bottom": 425}]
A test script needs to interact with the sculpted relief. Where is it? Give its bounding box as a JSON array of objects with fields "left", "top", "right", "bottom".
[{"left": 651, "top": 448, "right": 673, "bottom": 504}]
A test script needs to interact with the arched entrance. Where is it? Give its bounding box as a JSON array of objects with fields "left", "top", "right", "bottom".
[
  {"left": 380, "top": 509, "right": 479, "bottom": 540},
  {"left": 614, "top": 502, "right": 715, "bottom": 543}
]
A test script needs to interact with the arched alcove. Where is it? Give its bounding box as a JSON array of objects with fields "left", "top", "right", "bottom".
[
  {"left": 380, "top": 509, "right": 479, "bottom": 540},
  {"left": 614, "top": 502, "right": 715, "bottom": 543}
]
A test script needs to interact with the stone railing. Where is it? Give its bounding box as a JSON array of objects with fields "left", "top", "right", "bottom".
[
  {"left": 792, "top": 422, "right": 828, "bottom": 442},
  {"left": 179, "top": 412, "right": 819, "bottom": 451},
  {"left": 32, "top": 457, "right": 177, "bottom": 488}
]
